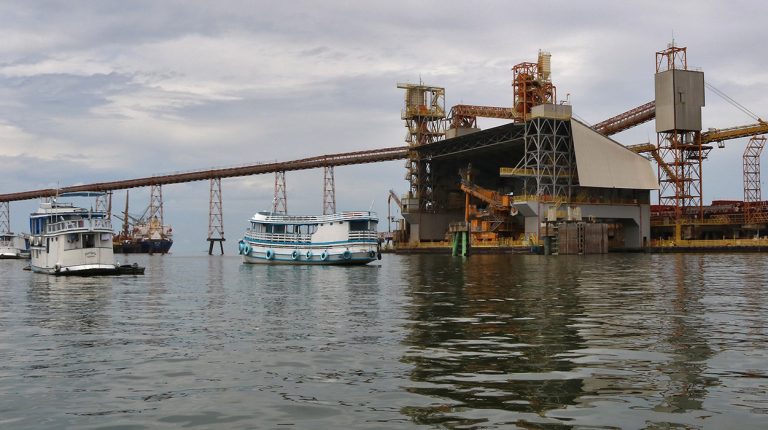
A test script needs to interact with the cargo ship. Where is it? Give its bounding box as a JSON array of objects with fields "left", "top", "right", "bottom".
[
  {"left": 113, "top": 218, "right": 173, "bottom": 254},
  {"left": 113, "top": 191, "right": 173, "bottom": 254}
]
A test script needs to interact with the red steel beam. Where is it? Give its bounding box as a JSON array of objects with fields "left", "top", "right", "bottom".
[
  {"left": 591, "top": 101, "right": 656, "bottom": 136},
  {"left": 0, "top": 146, "right": 408, "bottom": 202}
]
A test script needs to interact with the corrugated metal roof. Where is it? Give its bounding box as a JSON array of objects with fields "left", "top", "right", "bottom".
[{"left": 571, "top": 120, "right": 658, "bottom": 190}]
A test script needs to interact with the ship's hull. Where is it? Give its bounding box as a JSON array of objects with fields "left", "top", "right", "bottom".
[
  {"left": 114, "top": 239, "right": 173, "bottom": 254},
  {"left": 0, "top": 251, "right": 29, "bottom": 259},
  {"left": 0, "top": 236, "right": 29, "bottom": 259},
  {"left": 31, "top": 263, "right": 120, "bottom": 276},
  {"left": 241, "top": 244, "right": 378, "bottom": 265}
]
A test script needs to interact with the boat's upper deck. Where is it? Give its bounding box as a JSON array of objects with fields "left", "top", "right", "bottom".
[
  {"left": 30, "top": 201, "right": 111, "bottom": 235},
  {"left": 250, "top": 211, "right": 378, "bottom": 225}
]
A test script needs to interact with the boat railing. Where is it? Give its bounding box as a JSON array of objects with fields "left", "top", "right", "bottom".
[
  {"left": 258, "top": 211, "right": 378, "bottom": 223},
  {"left": 348, "top": 231, "right": 379, "bottom": 241},
  {"left": 46, "top": 218, "right": 113, "bottom": 234},
  {"left": 245, "top": 230, "right": 312, "bottom": 244}
]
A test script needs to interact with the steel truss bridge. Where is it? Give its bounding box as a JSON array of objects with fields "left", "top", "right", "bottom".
[{"left": 0, "top": 146, "right": 408, "bottom": 202}]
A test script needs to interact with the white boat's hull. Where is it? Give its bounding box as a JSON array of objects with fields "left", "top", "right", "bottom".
[
  {"left": 0, "top": 251, "right": 28, "bottom": 259},
  {"left": 242, "top": 244, "right": 379, "bottom": 265},
  {"left": 30, "top": 263, "right": 119, "bottom": 276},
  {"left": 0, "top": 237, "right": 29, "bottom": 259}
]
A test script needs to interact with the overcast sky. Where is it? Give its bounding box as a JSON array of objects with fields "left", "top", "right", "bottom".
[{"left": 1, "top": 1, "right": 767, "bottom": 254}]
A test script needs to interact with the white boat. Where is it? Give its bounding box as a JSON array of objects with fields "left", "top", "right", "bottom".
[
  {"left": 29, "top": 193, "right": 120, "bottom": 276},
  {"left": 238, "top": 211, "right": 381, "bottom": 265},
  {"left": 0, "top": 232, "right": 29, "bottom": 259}
]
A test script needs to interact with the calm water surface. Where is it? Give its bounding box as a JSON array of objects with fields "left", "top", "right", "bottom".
[{"left": 1, "top": 253, "right": 767, "bottom": 429}]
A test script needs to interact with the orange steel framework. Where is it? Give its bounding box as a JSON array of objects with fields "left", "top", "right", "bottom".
[
  {"left": 655, "top": 45, "right": 706, "bottom": 224},
  {"left": 743, "top": 136, "right": 767, "bottom": 224},
  {"left": 592, "top": 101, "right": 656, "bottom": 135},
  {"left": 512, "top": 60, "right": 555, "bottom": 121},
  {"left": 397, "top": 83, "right": 446, "bottom": 210},
  {"left": 449, "top": 105, "right": 518, "bottom": 129}
]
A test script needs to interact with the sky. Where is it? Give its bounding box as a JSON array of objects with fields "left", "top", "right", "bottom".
[{"left": 1, "top": 1, "right": 767, "bottom": 255}]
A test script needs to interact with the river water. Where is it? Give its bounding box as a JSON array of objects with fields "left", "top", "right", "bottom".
[{"left": 1, "top": 253, "right": 767, "bottom": 429}]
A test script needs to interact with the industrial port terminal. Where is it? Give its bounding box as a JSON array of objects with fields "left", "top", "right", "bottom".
[{"left": 1, "top": 43, "right": 767, "bottom": 255}]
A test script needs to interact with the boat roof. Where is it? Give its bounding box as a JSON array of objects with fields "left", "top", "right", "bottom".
[
  {"left": 250, "top": 211, "right": 378, "bottom": 224},
  {"left": 31, "top": 201, "right": 106, "bottom": 217}
]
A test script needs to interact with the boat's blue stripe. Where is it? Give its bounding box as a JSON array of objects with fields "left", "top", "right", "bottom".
[
  {"left": 243, "top": 238, "right": 377, "bottom": 246},
  {"left": 245, "top": 255, "right": 373, "bottom": 263}
]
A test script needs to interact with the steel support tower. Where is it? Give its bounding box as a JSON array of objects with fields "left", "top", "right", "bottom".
[
  {"left": 273, "top": 171, "right": 287, "bottom": 214},
  {"left": 207, "top": 177, "right": 225, "bottom": 255},
  {"left": 148, "top": 185, "right": 164, "bottom": 237},
  {"left": 397, "top": 83, "right": 445, "bottom": 211},
  {"left": 95, "top": 191, "right": 112, "bottom": 220},
  {"left": 743, "top": 136, "right": 767, "bottom": 224},
  {"left": 322, "top": 166, "right": 336, "bottom": 215},
  {"left": 655, "top": 45, "right": 707, "bottom": 229},
  {"left": 0, "top": 201, "right": 9, "bottom": 234},
  {"left": 519, "top": 117, "right": 574, "bottom": 199}
]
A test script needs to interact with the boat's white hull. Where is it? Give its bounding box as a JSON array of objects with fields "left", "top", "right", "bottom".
[
  {"left": 0, "top": 250, "right": 28, "bottom": 259},
  {"left": 0, "top": 237, "right": 29, "bottom": 259},
  {"left": 30, "top": 263, "right": 119, "bottom": 276},
  {"left": 242, "top": 243, "right": 378, "bottom": 265}
]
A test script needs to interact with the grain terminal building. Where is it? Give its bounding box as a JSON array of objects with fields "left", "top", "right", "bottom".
[{"left": 399, "top": 104, "right": 658, "bottom": 254}]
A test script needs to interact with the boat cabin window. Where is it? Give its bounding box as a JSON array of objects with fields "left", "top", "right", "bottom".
[
  {"left": 349, "top": 220, "right": 375, "bottom": 231},
  {"left": 83, "top": 233, "right": 96, "bottom": 248},
  {"left": 298, "top": 224, "right": 317, "bottom": 235}
]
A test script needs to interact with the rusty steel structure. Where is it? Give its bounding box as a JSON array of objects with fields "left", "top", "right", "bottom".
[
  {"left": 655, "top": 45, "right": 707, "bottom": 224},
  {"left": 512, "top": 51, "right": 556, "bottom": 121},
  {"left": 207, "top": 178, "right": 225, "bottom": 255},
  {"left": 448, "top": 105, "right": 518, "bottom": 129},
  {"left": 0, "top": 146, "right": 408, "bottom": 203},
  {"left": 743, "top": 136, "right": 767, "bottom": 224},
  {"left": 397, "top": 83, "right": 446, "bottom": 211},
  {"left": 592, "top": 101, "right": 656, "bottom": 136}
]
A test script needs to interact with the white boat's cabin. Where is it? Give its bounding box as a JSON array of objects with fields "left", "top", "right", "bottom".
[
  {"left": 246, "top": 211, "right": 378, "bottom": 244},
  {"left": 29, "top": 201, "right": 113, "bottom": 251}
]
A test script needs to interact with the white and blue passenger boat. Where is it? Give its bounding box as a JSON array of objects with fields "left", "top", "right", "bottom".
[
  {"left": 238, "top": 211, "right": 381, "bottom": 265},
  {"left": 29, "top": 192, "right": 120, "bottom": 276}
]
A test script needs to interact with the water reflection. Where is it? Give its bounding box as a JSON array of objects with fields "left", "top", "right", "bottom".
[
  {"left": 25, "top": 273, "right": 112, "bottom": 335},
  {"left": 655, "top": 254, "right": 714, "bottom": 414},
  {"left": 400, "top": 255, "right": 586, "bottom": 426}
]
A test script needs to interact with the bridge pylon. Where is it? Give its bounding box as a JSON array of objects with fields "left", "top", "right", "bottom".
[
  {"left": 322, "top": 166, "right": 336, "bottom": 215},
  {"left": 207, "top": 177, "right": 225, "bottom": 255},
  {"left": 273, "top": 171, "right": 287, "bottom": 214},
  {"left": 0, "top": 201, "right": 9, "bottom": 234}
]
